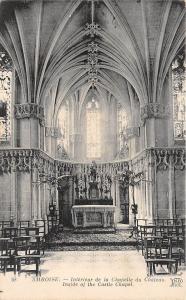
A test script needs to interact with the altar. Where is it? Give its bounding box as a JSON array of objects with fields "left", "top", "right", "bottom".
[{"left": 71, "top": 205, "right": 116, "bottom": 228}]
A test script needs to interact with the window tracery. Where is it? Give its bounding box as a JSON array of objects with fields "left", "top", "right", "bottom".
[
  {"left": 86, "top": 97, "right": 101, "bottom": 158},
  {"left": 0, "top": 46, "right": 12, "bottom": 143},
  {"left": 172, "top": 48, "right": 186, "bottom": 140},
  {"left": 57, "top": 101, "right": 69, "bottom": 154},
  {"left": 117, "top": 103, "right": 129, "bottom": 152}
]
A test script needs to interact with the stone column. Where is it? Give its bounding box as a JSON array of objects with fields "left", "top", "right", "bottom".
[
  {"left": 10, "top": 172, "right": 16, "bottom": 223},
  {"left": 45, "top": 127, "right": 60, "bottom": 157},
  {"left": 168, "top": 158, "right": 174, "bottom": 219},
  {"left": 125, "top": 127, "right": 140, "bottom": 158},
  {"left": 17, "top": 172, "right": 32, "bottom": 221},
  {"left": 73, "top": 133, "right": 82, "bottom": 160},
  {"left": 141, "top": 103, "right": 170, "bottom": 148},
  {"left": 146, "top": 150, "right": 155, "bottom": 222},
  {"left": 102, "top": 96, "right": 117, "bottom": 160},
  {"left": 128, "top": 185, "right": 134, "bottom": 227},
  {"left": 114, "top": 180, "right": 120, "bottom": 223},
  {"left": 13, "top": 104, "right": 45, "bottom": 222},
  {"left": 31, "top": 168, "right": 39, "bottom": 220},
  {"left": 14, "top": 103, "right": 45, "bottom": 148}
]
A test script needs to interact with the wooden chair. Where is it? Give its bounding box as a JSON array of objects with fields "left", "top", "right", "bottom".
[
  {"left": 139, "top": 225, "right": 156, "bottom": 255},
  {"left": 34, "top": 220, "right": 46, "bottom": 238},
  {"left": 25, "top": 227, "right": 44, "bottom": 255},
  {"left": 18, "top": 221, "right": 30, "bottom": 236},
  {"left": 133, "top": 219, "right": 147, "bottom": 249},
  {"left": 13, "top": 236, "right": 31, "bottom": 255},
  {"left": 2, "top": 227, "right": 18, "bottom": 239},
  {"left": 170, "top": 225, "right": 185, "bottom": 265},
  {"left": 12, "top": 235, "right": 42, "bottom": 276},
  {"left": 144, "top": 237, "right": 178, "bottom": 276},
  {"left": 0, "top": 238, "right": 12, "bottom": 274},
  {"left": 0, "top": 221, "right": 12, "bottom": 237},
  {"left": 13, "top": 254, "right": 41, "bottom": 276},
  {"left": 47, "top": 214, "right": 59, "bottom": 234}
]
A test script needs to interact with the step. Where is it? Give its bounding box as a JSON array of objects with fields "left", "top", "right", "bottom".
[
  {"left": 116, "top": 224, "right": 132, "bottom": 230},
  {"left": 46, "top": 240, "right": 137, "bottom": 250},
  {"left": 73, "top": 227, "right": 116, "bottom": 234}
]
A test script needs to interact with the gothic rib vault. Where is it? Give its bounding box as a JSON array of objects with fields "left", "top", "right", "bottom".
[{"left": 0, "top": 0, "right": 185, "bottom": 129}]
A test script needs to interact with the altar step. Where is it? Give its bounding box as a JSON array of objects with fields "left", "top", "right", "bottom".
[
  {"left": 72, "top": 224, "right": 131, "bottom": 234},
  {"left": 73, "top": 227, "right": 116, "bottom": 234},
  {"left": 46, "top": 228, "right": 137, "bottom": 250}
]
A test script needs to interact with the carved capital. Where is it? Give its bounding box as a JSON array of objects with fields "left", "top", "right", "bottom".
[
  {"left": 14, "top": 103, "right": 45, "bottom": 126},
  {"left": 141, "top": 103, "right": 170, "bottom": 123}
]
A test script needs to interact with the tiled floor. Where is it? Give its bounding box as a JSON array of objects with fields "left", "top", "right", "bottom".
[{"left": 0, "top": 251, "right": 185, "bottom": 300}]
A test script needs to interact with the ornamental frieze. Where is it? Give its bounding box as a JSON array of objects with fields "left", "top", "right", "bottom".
[
  {"left": 141, "top": 103, "right": 170, "bottom": 123},
  {"left": 14, "top": 104, "right": 45, "bottom": 126},
  {"left": 151, "top": 148, "right": 185, "bottom": 171},
  {"left": 131, "top": 148, "right": 185, "bottom": 173},
  {"left": 0, "top": 149, "right": 56, "bottom": 174},
  {"left": 0, "top": 148, "right": 184, "bottom": 175}
]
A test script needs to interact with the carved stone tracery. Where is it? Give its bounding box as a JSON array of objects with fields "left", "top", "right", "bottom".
[
  {"left": 0, "top": 148, "right": 184, "bottom": 176},
  {"left": 131, "top": 148, "right": 185, "bottom": 173}
]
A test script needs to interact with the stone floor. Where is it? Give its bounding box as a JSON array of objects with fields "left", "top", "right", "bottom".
[{"left": 0, "top": 251, "right": 185, "bottom": 300}]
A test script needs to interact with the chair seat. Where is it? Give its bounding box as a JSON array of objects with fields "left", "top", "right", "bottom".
[
  {"left": 146, "top": 258, "right": 176, "bottom": 263},
  {"left": 14, "top": 255, "right": 41, "bottom": 259},
  {"left": 0, "top": 255, "right": 10, "bottom": 259},
  {"left": 14, "top": 254, "right": 41, "bottom": 275}
]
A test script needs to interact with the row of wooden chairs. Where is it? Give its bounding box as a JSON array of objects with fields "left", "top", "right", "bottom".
[
  {"left": 0, "top": 235, "right": 42, "bottom": 275},
  {"left": 134, "top": 218, "right": 185, "bottom": 276},
  {"left": 0, "top": 219, "right": 47, "bottom": 238},
  {"left": 154, "top": 217, "right": 185, "bottom": 226},
  {"left": 0, "top": 219, "right": 49, "bottom": 276}
]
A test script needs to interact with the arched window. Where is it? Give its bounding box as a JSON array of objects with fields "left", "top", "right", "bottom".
[
  {"left": 117, "top": 103, "right": 128, "bottom": 151},
  {"left": 0, "top": 46, "right": 12, "bottom": 143},
  {"left": 86, "top": 97, "right": 101, "bottom": 158},
  {"left": 58, "top": 101, "right": 69, "bottom": 153},
  {"left": 172, "top": 48, "right": 186, "bottom": 140}
]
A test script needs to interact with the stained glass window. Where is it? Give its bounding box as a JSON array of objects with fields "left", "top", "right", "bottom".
[
  {"left": 117, "top": 103, "right": 128, "bottom": 151},
  {"left": 58, "top": 101, "right": 69, "bottom": 152},
  {"left": 172, "top": 48, "right": 186, "bottom": 140},
  {"left": 0, "top": 46, "right": 12, "bottom": 142},
  {"left": 86, "top": 97, "right": 101, "bottom": 158}
]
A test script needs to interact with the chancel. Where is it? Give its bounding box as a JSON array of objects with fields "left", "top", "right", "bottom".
[{"left": 0, "top": 0, "right": 185, "bottom": 283}]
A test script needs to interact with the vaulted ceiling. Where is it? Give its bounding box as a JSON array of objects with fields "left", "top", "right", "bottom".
[{"left": 0, "top": 0, "right": 185, "bottom": 124}]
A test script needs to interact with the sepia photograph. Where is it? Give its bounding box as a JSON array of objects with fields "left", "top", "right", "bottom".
[{"left": 0, "top": 0, "right": 185, "bottom": 299}]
